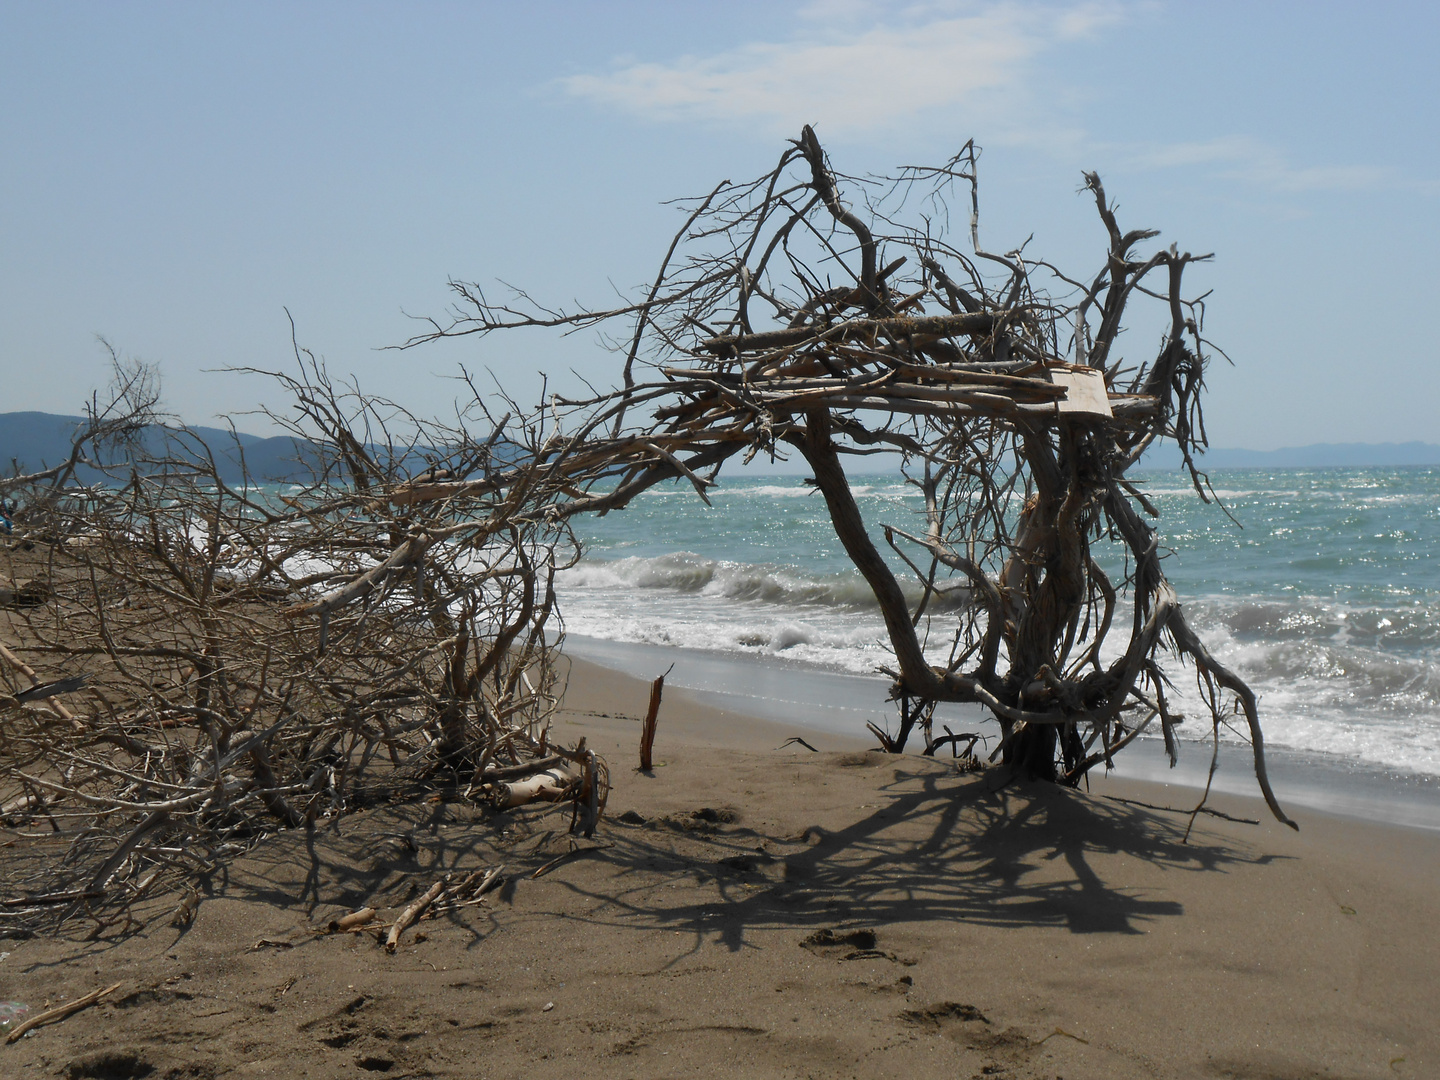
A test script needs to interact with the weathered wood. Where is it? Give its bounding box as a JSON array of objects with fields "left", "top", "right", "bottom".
[
  {"left": 451, "top": 865, "right": 505, "bottom": 900},
  {"left": 396, "top": 126, "right": 1287, "bottom": 823},
  {"left": 5, "top": 982, "right": 122, "bottom": 1044},
  {"left": 385, "top": 879, "right": 446, "bottom": 953},
  {"left": 640, "top": 672, "right": 665, "bottom": 771},
  {"left": 171, "top": 888, "right": 200, "bottom": 927},
  {"left": 0, "top": 889, "right": 104, "bottom": 908},
  {"left": 1051, "top": 367, "right": 1114, "bottom": 418},
  {"left": 329, "top": 907, "right": 377, "bottom": 933},
  {"left": 480, "top": 754, "right": 567, "bottom": 783},
  {"left": 0, "top": 641, "right": 77, "bottom": 722},
  {"left": 701, "top": 311, "right": 1004, "bottom": 355},
  {"left": 482, "top": 765, "right": 579, "bottom": 809}
]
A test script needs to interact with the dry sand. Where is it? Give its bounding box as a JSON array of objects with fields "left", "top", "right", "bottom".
[{"left": 2, "top": 655, "right": 1437, "bottom": 1079}]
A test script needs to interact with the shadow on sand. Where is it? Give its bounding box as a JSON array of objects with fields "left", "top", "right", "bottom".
[
  {"left": 21, "top": 760, "right": 1289, "bottom": 969},
  {"left": 528, "top": 763, "right": 1288, "bottom": 953}
]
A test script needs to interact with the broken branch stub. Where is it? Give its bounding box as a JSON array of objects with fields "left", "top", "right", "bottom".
[{"left": 640, "top": 670, "right": 665, "bottom": 771}]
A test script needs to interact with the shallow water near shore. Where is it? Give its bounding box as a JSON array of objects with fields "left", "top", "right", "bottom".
[
  {"left": 565, "top": 633, "right": 1440, "bottom": 832},
  {"left": 560, "top": 465, "right": 1440, "bottom": 818}
]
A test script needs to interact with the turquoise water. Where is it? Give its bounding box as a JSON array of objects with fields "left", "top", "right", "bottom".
[{"left": 559, "top": 468, "right": 1440, "bottom": 777}]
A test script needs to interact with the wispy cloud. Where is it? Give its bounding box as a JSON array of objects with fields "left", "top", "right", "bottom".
[
  {"left": 1123, "top": 135, "right": 1393, "bottom": 193},
  {"left": 561, "top": 1, "right": 1122, "bottom": 138},
  {"left": 561, "top": 2, "right": 1414, "bottom": 198}
]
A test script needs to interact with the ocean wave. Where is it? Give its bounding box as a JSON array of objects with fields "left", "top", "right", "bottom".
[
  {"left": 1133, "top": 487, "right": 1438, "bottom": 507},
  {"left": 558, "top": 572, "right": 1440, "bottom": 775},
  {"left": 1186, "top": 595, "right": 1440, "bottom": 652},
  {"left": 637, "top": 481, "right": 914, "bottom": 500},
  {"left": 556, "top": 603, "right": 895, "bottom": 674},
  {"left": 1132, "top": 487, "right": 1304, "bottom": 499},
  {"left": 561, "top": 552, "right": 972, "bottom": 612},
  {"left": 1150, "top": 594, "right": 1440, "bottom": 773},
  {"left": 710, "top": 485, "right": 819, "bottom": 499},
  {"left": 561, "top": 552, "right": 876, "bottom": 607}
]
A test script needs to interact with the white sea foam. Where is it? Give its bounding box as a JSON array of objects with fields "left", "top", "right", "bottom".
[
  {"left": 561, "top": 552, "right": 883, "bottom": 609},
  {"left": 1132, "top": 487, "right": 1303, "bottom": 499},
  {"left": 712, "top": 485, "right": 817, "bottom": 498}
]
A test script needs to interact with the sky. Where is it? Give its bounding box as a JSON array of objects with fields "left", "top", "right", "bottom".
[{"left": 2, "top": 1, "right": 1437, "bottom": 450}]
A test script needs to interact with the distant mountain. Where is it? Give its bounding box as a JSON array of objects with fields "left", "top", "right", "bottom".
[
  {"left": 8, "top": 411, "right": 1436, "bottom": 482},
  {"left": 0, "top": 412, "right": 313, "bottom": 483},
  {"left": 1138, "top": 441, "right": 1440, "bottom": 470},
  {"left": 0, "top": 411, "right": 518, "bottom": 485}
]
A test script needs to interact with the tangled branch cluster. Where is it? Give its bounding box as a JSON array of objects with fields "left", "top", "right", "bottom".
[
  {"left": 412, "top": 128, "right": 1291, "bottom": 826},
  {"left": 0, "top": 359, "right": 603, "bottom": 932}
]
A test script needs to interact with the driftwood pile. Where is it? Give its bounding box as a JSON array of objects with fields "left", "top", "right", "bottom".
[{"left": 0, "top": 359, "right": 606, "bottom": 933}]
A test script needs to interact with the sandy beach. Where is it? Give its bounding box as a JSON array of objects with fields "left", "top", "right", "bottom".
[{"left": 2, "top": 654, "right": 1437, "bottom": 1079}]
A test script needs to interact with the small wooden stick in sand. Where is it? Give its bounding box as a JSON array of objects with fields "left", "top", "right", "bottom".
[
  {"left": 171, "top": 888, "right": 200, "bottom": 927},
  {"left": 5, "top": 982, "right": 122, "bottom": 1044},
  {"left": 0, "top": 641, "right": 79, "bottom": 724},
  {"left": 385, "top": 880, "right": 446, "bottom": 953},
  {"left": 451, "top": 865, "right": 505, "bottom": 901},
  {"left": 639, "top": 665, "right": 672, "bottom": 771},
  {"left": 329, "top": 906, "right": 377, "bottom": 933}
]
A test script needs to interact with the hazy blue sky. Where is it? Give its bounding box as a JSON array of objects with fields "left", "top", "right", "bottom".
[{"left": 3, "top": 1, "right": 1436, "bottom": 449}]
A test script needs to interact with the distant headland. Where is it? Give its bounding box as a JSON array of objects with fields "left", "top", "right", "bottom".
[
  {"left": 1138, "top": 441, "right": 1440, "bottom": 470},
  {"left": 3, "top": 410, "right": 1438, "bottom": 479}
]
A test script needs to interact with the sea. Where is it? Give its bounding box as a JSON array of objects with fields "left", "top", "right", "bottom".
[{"left": 557, "top": 467, "right": 1440, "bottom": 825}]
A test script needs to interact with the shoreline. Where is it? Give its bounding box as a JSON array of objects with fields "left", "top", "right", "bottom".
[
  {"left": 2, "top": 648, "right": 1436, "bottom": 1078},
  {"left": 565, "top": 633, "right": 1440, "bottom": 832}
]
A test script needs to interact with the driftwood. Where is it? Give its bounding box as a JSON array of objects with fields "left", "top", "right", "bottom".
[
  {"left": 476, "top": 755, "right": 568, "bottom": 783},
  {"left": 0, "top": 357, "right": 608, "bottom": 933},
  {"left": 471, "top": 737, "right": 607, "bottom": 839},
  {"left": 0, "top": 127, "right": 1295, "bottom": 942},
  {"left": 0, "top": 641, "right": 77, "bottom": 722},
  {"left": 450, "top": 864, "right": 505, "bottom": 901},
  {"left": 404, "top": 128, "right": 1292, "bottom": 826},
  {"left": 379, "top": 865, "right": 504, "bottom": 951},
  {"left": 4, "top": 982, "right": 122, "bottom": 1044},
  {"left": 329, "top": 907, "right": 377, "bottom": 933},
  {"left": 171, "top": 889, "right": 200, "bottom": 928},
  {"left": 482, "top": 764, "right": 580, "bottom": 809},
  {"left": 385, "top": 878, "right": 447, "bottom": 953},
  {"left": 639, "top": 670, "right": 666, "bottom": 771},
  {"left": 555, "top": 738, "right": 605, "bottom": 838}
]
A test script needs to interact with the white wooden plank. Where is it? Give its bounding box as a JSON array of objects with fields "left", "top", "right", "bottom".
[{"left": 1051, "top": 367, "right": 1113, "bottom": 418}]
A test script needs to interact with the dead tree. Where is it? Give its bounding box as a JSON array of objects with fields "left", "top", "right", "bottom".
[
  {"left": 0, "top": 355, "right": 605, "bottom": 932},
  {"left": 408, "top": 127, "right": 1294, "bottom": 828}
]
